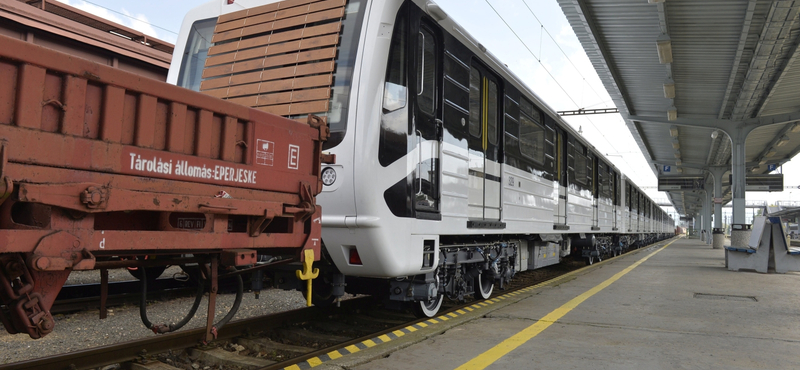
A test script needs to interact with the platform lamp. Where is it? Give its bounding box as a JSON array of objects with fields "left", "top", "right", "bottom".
[
  {"left": 663, "top": 78, "right": 675, "bottom": 99},
  {"left": 657, "top": 34, "right": 673, "bottom": 64},
  {"left": 667, "top": 106, "right": 678, "bottom": 121}
]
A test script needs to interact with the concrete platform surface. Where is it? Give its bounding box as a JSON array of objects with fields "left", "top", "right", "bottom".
[{"left": 297, "top": 237, "right": 800, "bottom": 370}]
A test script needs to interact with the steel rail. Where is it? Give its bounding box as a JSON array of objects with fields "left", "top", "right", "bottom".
[
  {"left": 0, "top": 298, "right": 370, "bottom": 370},
  {"left": 266, "top": 237, "right": 677, "bottom": 370},
  {"left": 2, "top": 238, "right": 675, "bottom": 370}
]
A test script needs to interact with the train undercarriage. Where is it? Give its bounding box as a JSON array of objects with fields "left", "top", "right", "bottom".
[{"left": 306, "top": 232, "right": 673, "bottom": 317}]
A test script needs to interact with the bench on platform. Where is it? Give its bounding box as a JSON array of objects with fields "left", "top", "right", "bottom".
[
  {"left": 770, "top": 218, "right": 800, "bottom": 273},
  {"left": 725, "top": 216, "right": 769, "bottom": 273}
]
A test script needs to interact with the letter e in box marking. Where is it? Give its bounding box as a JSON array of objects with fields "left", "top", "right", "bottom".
[{"left": 288, "top": 145, "right": 300, "bottom": 170}]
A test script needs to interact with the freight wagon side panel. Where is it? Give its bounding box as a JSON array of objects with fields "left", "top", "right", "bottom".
[{"left": 0, "top": 34, "right": 329, "bottom": 339}]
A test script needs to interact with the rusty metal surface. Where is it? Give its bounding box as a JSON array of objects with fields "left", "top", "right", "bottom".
[
  {"left": 1, "top": 0, "right": 171, "bottom": 79},
  {"left": 0, "top": 33, "right": 325, "bottom": 196},
  {"left": 13, "top": 0, "right": 173, "bottom": 55},
  {"left": 200, "top": 0, "right": 344, "bottom": 119},
  {"left": 0, "top": 30, "right": 327, "bottom": 339}
]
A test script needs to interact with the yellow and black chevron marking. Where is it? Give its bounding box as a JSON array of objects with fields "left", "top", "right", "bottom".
[
  {"left": 285, "top": 287, "right": 556, "bottom": 369},
  {"left": 281, "top": 302, "right": 499, "bottom": 370},
  {"left": 281, "top": 243, "right": 669, "bottom": 370}
]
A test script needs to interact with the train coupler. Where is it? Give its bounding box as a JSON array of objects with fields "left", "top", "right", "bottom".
[
  {"left": 0, "top": 253, "right": 56, "bottom": 339},
  {"left": 296, "top": 249, "right": 320, "bottom": 307}
]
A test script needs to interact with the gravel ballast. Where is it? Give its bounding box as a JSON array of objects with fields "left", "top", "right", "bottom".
[{"left": 0, "top": 269, "right": 307, "bottom": 365}]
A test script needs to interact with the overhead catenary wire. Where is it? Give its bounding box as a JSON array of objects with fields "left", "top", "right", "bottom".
[
  {"left": 482, "top": 0, "right": 582, "bottom": 109},
  {"left": 521, "top": 0, "right": 607, "bottom": 103},
  {"left": 482, "top": 0, "right": 631, "bottom": 159},
  {"left": 63, "top": 0, "right": 179, "bottom": 35}
]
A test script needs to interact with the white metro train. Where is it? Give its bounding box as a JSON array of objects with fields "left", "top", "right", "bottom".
[{"left": 168, "top": 0, "right": 675, "bottom": 317}]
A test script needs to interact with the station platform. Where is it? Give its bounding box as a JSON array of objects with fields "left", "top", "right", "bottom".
[{"left": 297, "top": 237, "right": 800, "bottom": 370}]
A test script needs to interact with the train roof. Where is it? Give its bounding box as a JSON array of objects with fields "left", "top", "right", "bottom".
[
  {"left": 5, "top": 0, "right": 173, "bottom": 68},
  {"left": 416, "top": 0, "right": 668, "bottom": 208},
  {"left": 414, "top": 1, "right": 624, "bottom": 176}
]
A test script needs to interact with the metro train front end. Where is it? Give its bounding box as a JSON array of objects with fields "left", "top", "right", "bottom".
[{"left": 168, "top": 0, "right": 440, "bottom": 280}]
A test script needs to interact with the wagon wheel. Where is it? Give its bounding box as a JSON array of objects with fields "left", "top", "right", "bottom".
[
  {"left": 474, "top": 271, "right": 494, "bottom": 300},
  {"left": 412, "top": 293, "right": 443, "bottom": 318}
]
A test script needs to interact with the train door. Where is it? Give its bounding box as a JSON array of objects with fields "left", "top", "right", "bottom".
[
  {"left": 467, "top": 63, "right": 502, "bottom": 222},
  {"left": 625, "top": 182, "right": 632, "bottom": 232},
  {"left": 412, "top": 17, "right": 443, "bottom": 219},
  {"left": 554, "top": 128, "right": 567, "bottom": 227},
  {"left": 613, "top": 172, "right": 619, "bottom": 231},
  {"left": 592, "top": 154, "right": 599, "bottom": 230}
]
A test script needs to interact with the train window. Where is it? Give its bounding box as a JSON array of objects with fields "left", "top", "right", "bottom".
[
  {"left": 383, "top": 12, "right": 407, "bottom": 113},
  {"left": 324, "top": 0, "right": 367, "bottom": 149},
  {"left": 469, "top": 68, "right": 481, "bottom": 137},
  {"left": 605, "top": 167, "right": 614, "bottom": 198},
  {"left": 379, "top": 6, "right": 408, "bottom": 166},
  {"left": 487, "top": 80, "right": 498, "bottom": 145},
  {"left": 504, "top": 96, "right": 519, "bottom": 157},
  {"left": 519, "top": 98, "right": 545, "bottom": 164},
  {"left": 625, "top": 183, "right": 631, "bottom": 208},
  {"left": 600, "top": 166, "right": 606, "bottom": 195},
  {"left": 417, "top": 28, "right": 436, "bottom": 115},
  {"left": 177, "top": 17, "right": 217, "bottom": 92},
  {"left": 587, "top": 155, "right": 594, "bottom": 189},
  {"left": 504, "top": 95, "right": 519, "bottom": 137},
  {"left": 574, "top": 154, "right": 587, "bottom": 186}
]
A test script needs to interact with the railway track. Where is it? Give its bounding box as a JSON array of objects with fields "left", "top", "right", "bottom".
[
  {"left": 1, "top": 242, "right": 666, "bottom": 370},
  {"left": 52, "top": 275, "right": 247, "bottom": 315},
  {"left": 53, "top": 279, "right": 195, "bottom": 315}
]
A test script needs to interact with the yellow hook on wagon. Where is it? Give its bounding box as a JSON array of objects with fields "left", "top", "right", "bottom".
[{"left": 296, "top": 249, "right": 319, "bottom": 307}]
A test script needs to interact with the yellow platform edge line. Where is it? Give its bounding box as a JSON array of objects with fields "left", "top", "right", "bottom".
[{"left": 454, "top": 240, "right": 674, "bottom": 370}]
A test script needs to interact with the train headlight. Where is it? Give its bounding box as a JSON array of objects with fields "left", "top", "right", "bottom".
[{"left": 321, "top": 167, "right": 336, "bottom": 186}]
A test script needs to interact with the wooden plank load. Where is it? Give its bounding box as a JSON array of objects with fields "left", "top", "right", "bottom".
[{"left": 200, "top": 0, "right": 345, "bottom": 118}]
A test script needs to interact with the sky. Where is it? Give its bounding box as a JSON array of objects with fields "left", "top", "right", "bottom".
[{"left": 53, "top": 0, "right": 800, "bottom": 222}]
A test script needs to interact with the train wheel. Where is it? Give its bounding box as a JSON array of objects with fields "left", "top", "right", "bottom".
[
  {"left": 412, "top": 294, "right": 443, "bottom": 318},
  {"left": 586, "top": 256, "right": 594, "bottom": 265},
  {"left": 475, "top": 272, "right": 494, "bottom": 300}
]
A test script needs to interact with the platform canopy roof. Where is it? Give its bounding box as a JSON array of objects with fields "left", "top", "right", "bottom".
[{"left": 557, "top": 0, "right": 800, "bottom": 217}]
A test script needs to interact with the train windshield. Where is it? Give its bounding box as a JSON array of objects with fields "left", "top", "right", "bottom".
[
  {"left": 175, "top": 1, "right": 365, "bottom": 150},
  {"left": 325, "top": 0, "right": 366, "bottom": 149},
  {"left": 176, "top": 17, "right": 217, "bottom": 92}
]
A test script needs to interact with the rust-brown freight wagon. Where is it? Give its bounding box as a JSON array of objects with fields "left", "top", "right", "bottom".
[{"left": 0, "top": 34, "right": 332, "bottom": 341}]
